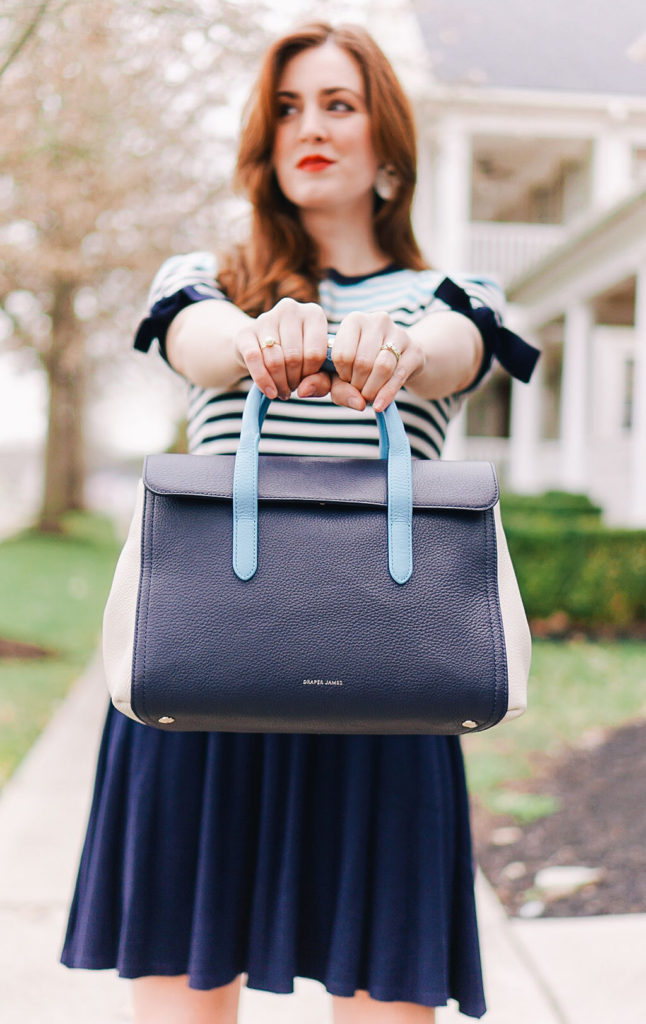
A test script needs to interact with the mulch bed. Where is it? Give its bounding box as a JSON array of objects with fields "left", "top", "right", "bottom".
[
  {"left": 472, "top": 718, "right": 646, "bottom": 917},
  {"left": 0, "top": 637, "right": 54, "bottom": 659},
  {"left": 530, "top": 617, "right": 646, "bottom": 642}
]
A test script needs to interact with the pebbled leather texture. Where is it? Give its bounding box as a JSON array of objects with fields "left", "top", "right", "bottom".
[
  {"left": 231, "top": 388, "right": 413, "bottom": 584},
  {"left": 130, "top": 454, "right": 511, "bottom": 734}
]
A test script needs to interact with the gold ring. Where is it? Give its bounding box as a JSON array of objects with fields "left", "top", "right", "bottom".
[
  {"left": 380, "top": 340, "right": 401, "bottom": 363},
  {"left": 259, "top": 335, "right": 280, "bottom": 350}
]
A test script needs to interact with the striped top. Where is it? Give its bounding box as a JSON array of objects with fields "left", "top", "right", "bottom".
[{"left": 144, "top": 252, "right": 506, "bottom": 460}]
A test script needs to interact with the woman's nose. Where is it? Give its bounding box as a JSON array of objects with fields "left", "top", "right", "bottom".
[{"left": 298, "top": 104, "right": 328, "bottom": 141}]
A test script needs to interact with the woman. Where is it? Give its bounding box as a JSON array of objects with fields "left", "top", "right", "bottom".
[{"left": 62, "top": 21, "right": 534, "bottom": 1023}]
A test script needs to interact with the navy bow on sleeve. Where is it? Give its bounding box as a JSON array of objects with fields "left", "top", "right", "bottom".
[
  {"left": 133, "top": 285, "right": 217, "bottom": 361},
  {"left": 434, "top": 277, "right": 540, "bottom": 384}
]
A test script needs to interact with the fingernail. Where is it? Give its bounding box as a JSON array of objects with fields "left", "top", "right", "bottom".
[
  {"left": 373, "top": 400, "right": 384, "bottom": 412},
  {"left": 349, "top": 397, "right": 364, "bottom": 410},
  {"left": 266, "top": 386, "right": 277, "bottom": 399}
]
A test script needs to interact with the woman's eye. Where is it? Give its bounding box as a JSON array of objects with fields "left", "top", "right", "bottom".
[
  {"left": 277, "top": 102, "right": 297, "bottom": 119},
  {"left": 328, "top": 99, "right": 353, "bottom": 112}
]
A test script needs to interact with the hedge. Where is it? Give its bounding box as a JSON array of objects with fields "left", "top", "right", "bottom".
[
  {"left": 501, "top": 489, "right": 603, "bottom": 525},
  {"left": 504, "top": 517, "right": 646, "bottom": 628}
]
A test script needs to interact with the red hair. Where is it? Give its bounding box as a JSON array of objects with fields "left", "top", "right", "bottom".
[{"left": 218, "top": 22, "right": 427, "bottom": 314}]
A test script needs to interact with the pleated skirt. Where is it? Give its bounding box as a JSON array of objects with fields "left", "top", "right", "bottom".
[{"left": 61, "top": 705, "right": 486, "bottom": 1018}]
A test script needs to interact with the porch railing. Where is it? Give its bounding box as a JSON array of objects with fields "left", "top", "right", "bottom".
[{"left": 468, "top": 222, "right": 567, "bottom": 283}]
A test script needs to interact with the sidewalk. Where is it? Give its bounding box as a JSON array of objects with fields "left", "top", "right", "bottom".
[{"left": 0, "top": 661, "right": 644, "bottom": 1024}]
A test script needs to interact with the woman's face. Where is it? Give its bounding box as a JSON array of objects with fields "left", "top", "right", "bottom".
[{"left": 272, "top": 42, "right": 379, "bottom": 217}]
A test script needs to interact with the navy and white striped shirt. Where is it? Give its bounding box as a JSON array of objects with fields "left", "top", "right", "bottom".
[{"left": 141, "top": 252, "right": 505, "bottom": 460}]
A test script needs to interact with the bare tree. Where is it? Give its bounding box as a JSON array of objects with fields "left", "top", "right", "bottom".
[{"left": 0, "top": 0, "right": 269, "bottom": 530}]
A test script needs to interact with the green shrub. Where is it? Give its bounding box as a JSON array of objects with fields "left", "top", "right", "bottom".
[
  {"left": 505, "top": 522, "right": 646, "bottom": 627},
  {"left": 501, "top": 489, "right": 603, "bottom": 525}
]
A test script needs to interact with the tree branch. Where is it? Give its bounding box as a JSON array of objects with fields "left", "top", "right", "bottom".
[{"left": 0, "top": 0, "right": 51, "bottom": 80}]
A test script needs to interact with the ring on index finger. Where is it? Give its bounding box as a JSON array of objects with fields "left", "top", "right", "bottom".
[
  {"left": 259, "top": 335, "right": 280, "bottom": 351},
  {"left": 380, "top": 340, "right": 401, "bottom": 363}
]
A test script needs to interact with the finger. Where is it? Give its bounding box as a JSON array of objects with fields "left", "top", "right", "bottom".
[
  {"left": 256, "top": 322, "right": 290, "bottom": 399},
  {"left": 329, "top": 375, "right": 366, "bottom": 411},
  {"left": 372, "top": 355, "right": 414, "bottom": 412},
  {"left": 360, "top": 343, "right": 402, "bottom": 403},
  {"left": 275, "top": 315, "right": 304, "bottom": 395},
  {"left": 349, "top": 331, "right": 384, "bottom": 393},
  {"left": 330, "top": 315, "right": 361, "bottom": 383},
  {"left": 348, "top": 316, "right": 397, "bottom": 394},
  {"left": 301, "top": 304, "right": 329, "bottom": 379},
  {"left": 236, "top": 328, "right": 278, "bottom": 399},
  {"left": 297, "top": 371, "right": 332, "bottom": 398}
]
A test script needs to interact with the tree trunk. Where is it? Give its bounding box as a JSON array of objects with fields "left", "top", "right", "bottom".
[{"left": 38, "top": 284, "right": 86, "bottom": 532}]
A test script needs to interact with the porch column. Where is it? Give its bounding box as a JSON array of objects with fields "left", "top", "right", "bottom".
[
  {"left": 631, "top": 264, "right": 646, "bottom": 525},
  {"left": 443, "top": 401, "right": 467, "bottom": 461},
  {"left": 431, "top": 118, "right": 471, "bottom": 270},
  {"left": 508, "top": 350, "right": 544, "bottom": 493},
  {"left": 559, "top": 301, "right": 592, "bottom": 491},
  {"left": 592, "top": 132, "right": 633, "bottom": 210}
]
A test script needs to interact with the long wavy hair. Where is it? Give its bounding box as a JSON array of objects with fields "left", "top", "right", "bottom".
[{"left": 218, "top": 22, "right": 427, "bottom": 314}]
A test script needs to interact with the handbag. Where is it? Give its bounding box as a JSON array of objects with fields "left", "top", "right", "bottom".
[{"left": 102, "top": 385, "right": 531, "bottom": 734}]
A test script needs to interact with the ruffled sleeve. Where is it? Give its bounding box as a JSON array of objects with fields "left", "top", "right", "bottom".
[{"left": 133, "top": 252, "right": 228, "bottom": 365}]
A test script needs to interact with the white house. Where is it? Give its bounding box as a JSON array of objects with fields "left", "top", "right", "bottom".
[{"left": 410, "top": 0, "right": 646, "bottom": 524}]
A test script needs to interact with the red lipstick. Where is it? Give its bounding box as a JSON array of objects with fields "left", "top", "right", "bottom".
[{"left": 297, "top": 154, "right": 335, "bottom": 172}]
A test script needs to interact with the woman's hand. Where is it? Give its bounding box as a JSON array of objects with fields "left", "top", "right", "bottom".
[
  {"left": 234, "top": 298, "right": 330, "bottom": 401},
  {"left": 234, "top": 302, "right": 427, "bottom": 412},
  {"left": 299, "top": 311, "right": 424, "bottom": 412}
]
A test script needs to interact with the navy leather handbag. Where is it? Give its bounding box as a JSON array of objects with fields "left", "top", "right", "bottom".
[{"left": 103, "top": 386, "right": 531, "bottom": 734}]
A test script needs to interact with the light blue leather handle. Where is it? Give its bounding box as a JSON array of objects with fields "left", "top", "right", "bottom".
[{"left": 232, "top": 376, "right": 413, "bottom": 585}]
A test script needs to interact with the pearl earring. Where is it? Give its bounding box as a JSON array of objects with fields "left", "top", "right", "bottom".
[{"left": 374, "top": 164, "right": 398, "bottom": 201}]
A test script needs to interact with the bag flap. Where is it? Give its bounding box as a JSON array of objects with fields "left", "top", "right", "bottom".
[{"left": 143, "top": 454, "right": 499, "bottom": 512}]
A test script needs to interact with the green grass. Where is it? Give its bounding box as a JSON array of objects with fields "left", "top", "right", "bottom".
[
  {"left": 462, "top": 639, "right": 646, "bottom": 821},
  {"left": 0, "top": 511, "right": 121, "bottom": 788}
]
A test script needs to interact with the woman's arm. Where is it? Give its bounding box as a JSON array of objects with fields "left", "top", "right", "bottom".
[
  {"left": 165, "top": 299, "right": 251, "bottom": 388},
  {"left": 133, "top": 252, "right": 251, "bottom": 388},
  {"left": 405, "top": 311, "right": 483, "bottom": 399}
]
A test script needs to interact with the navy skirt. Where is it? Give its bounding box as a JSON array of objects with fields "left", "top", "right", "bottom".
[{"left": 61, "top": 705, "right": 485, "bottom": 1017}]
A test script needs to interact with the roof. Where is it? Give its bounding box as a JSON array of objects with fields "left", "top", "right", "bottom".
[{"left": 413, "top": 0, "right": 646, "bottom": 95}]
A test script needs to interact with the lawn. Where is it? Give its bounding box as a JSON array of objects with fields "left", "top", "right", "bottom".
[
  {"left": 0, "top": 512, "right": 121, "bottom": 789},
  {"left": 462, "top": 638, "right": 646, "bottom": 821}
]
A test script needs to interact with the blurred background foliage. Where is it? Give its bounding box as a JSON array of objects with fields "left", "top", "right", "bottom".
[{"left": 0, "top": 0, "right": 276, "bottom": 530}]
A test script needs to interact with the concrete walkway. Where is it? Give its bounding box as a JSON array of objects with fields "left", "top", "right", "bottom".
[{"left": 0, "top": 661, "right": 644, "bottom": 1023}]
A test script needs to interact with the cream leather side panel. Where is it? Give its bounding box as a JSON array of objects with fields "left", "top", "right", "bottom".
[
  {"left": 102, "top": 480, "right": 145, "bottom": 722},
  {"left": 493, "top": 502, "right": 531, "bottom": 721}
]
